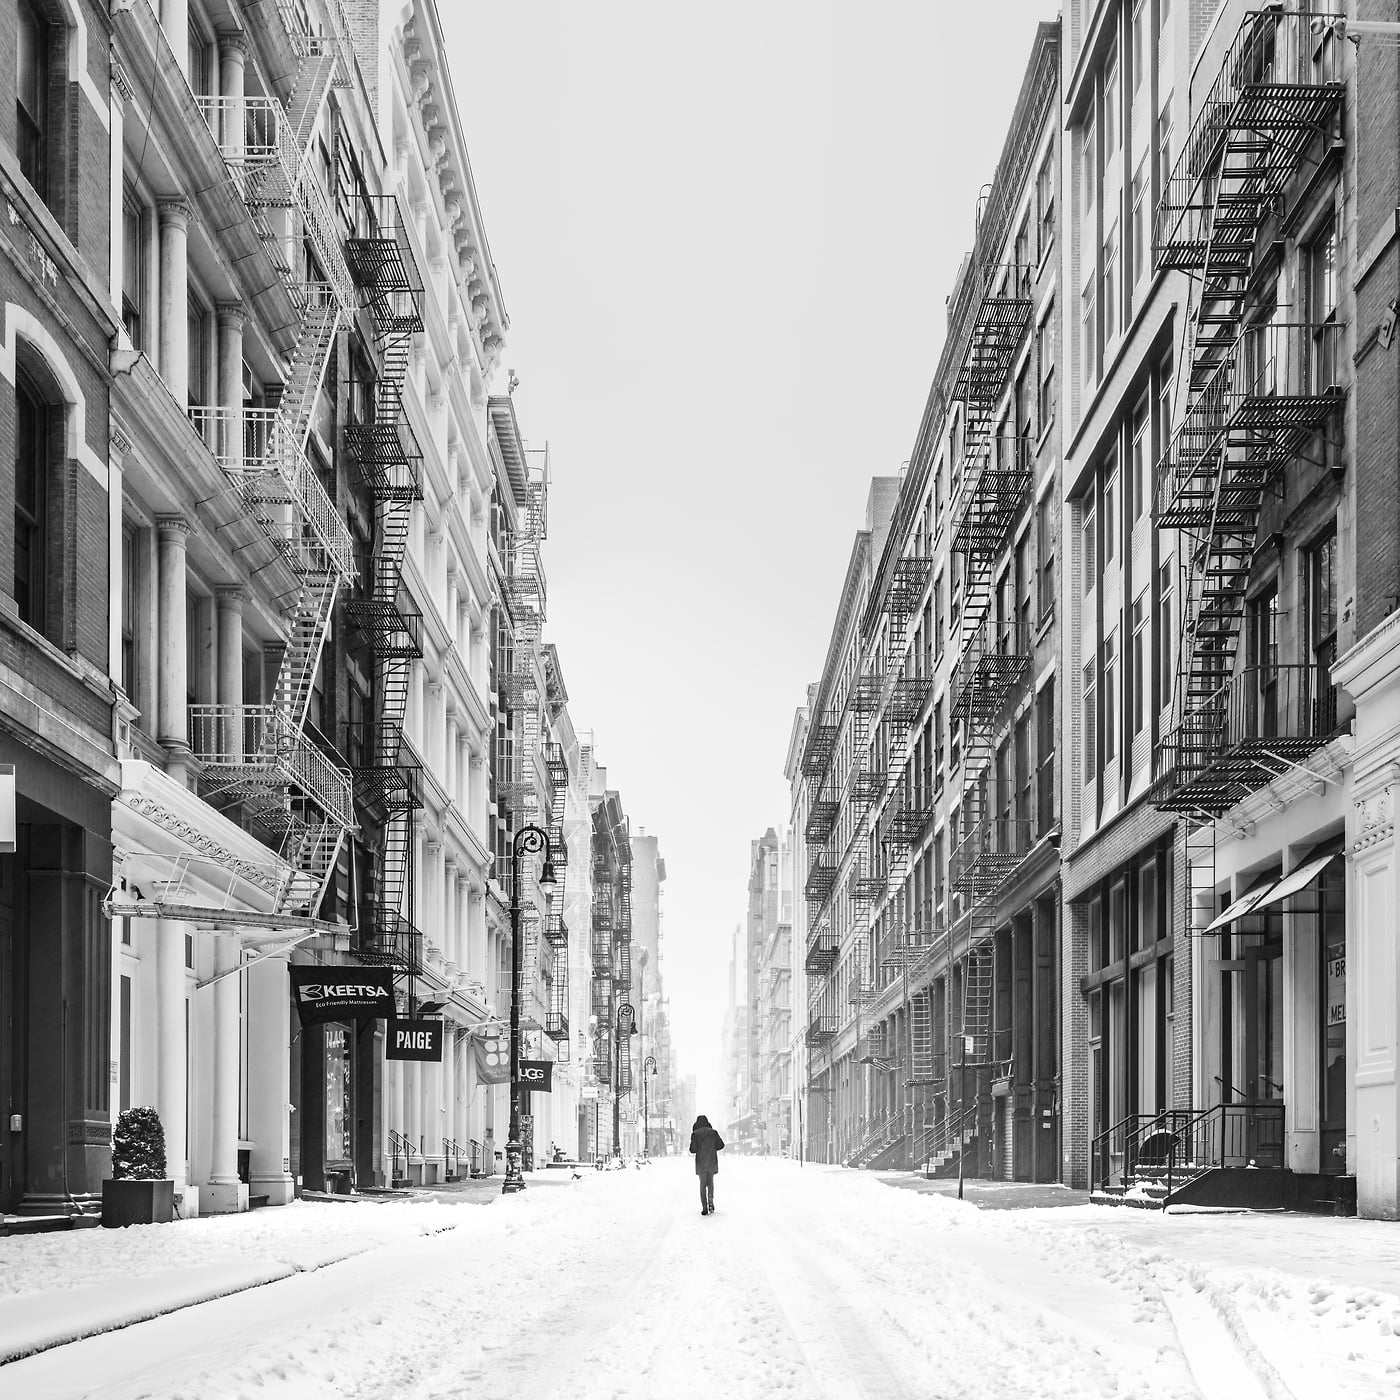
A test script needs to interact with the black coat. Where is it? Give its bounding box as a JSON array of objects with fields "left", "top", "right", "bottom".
[{"left": 689, "top": 1126, "right": 725, "bottom": 1175}]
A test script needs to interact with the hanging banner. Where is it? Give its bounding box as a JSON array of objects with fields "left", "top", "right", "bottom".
[
  {"left": 516, "top": 1059, "right": 553, "bottom": 1092},
  {"left": 474, "top": 1031, "right": 510, "bottom": 1084},
  {"left": 288, "top": 966, "right": 394, "bottom": 1026},
  {"left": 387, "top": 1018, "right": 444, "bottom": 1061}
]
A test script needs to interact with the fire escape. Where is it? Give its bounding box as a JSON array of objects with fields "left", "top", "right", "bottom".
[
  {"left": 182, "top": 2, "right": 361, "bottom": 921},
  {"left": 1151, "top": 11, "right": 1346, "bottom": 917},
  {"left": 342, "top": 191, "right": 425, "bottom": 975},
  {"left": 543, "top": 742, "right": 570, "bottom": 1050},
  {"left": 943, "top": 257, "right": 1034, "bottom": 1163},
  {"left": 800, "top": 710, "right": 839, "bottom": 1051}
]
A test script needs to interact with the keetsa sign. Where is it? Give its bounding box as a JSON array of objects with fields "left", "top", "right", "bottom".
[
  {"left": 288, "top": 966, "right": 395, "bottom": 1026},
  {"left": 387, "top": 1018, "right": 444, "bottom": 1062}
]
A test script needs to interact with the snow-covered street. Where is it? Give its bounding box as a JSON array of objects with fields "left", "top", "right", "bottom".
[{"left": 3, "top": 1160, "right": 1399, "bottom": 1399}]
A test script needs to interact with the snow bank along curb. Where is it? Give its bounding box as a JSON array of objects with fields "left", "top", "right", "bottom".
[{"left": 0, "top": 1224, "right": 461, "bottom": 1365}]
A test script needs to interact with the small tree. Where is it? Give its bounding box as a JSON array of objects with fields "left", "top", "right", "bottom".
[{"left": 112, "top": 1106, "right": 167, "bottom": 1180}]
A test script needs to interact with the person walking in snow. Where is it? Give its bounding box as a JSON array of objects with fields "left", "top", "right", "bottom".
[{"left": 689, "top": 1114, "right": 725, "bottom": 1215}]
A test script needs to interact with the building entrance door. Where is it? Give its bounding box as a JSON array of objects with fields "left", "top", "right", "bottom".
[
  {"left": 1242, "top": 938, "right": 1285, "bottom": 1167},
  {"left": 0, "top": 854, "right": 15, "bottom": 1211}
]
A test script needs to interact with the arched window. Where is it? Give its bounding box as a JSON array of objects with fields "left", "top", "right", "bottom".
[
  {"left": 16, "top": 0, "right": 51, "bottom": 203},
  {"left": 13, "top": 368, "right": 51, "bottom": 633}
]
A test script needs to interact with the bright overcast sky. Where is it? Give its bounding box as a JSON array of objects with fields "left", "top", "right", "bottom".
[{"left": 445, "top": 0, "right": 1061, "bottom": 1111}]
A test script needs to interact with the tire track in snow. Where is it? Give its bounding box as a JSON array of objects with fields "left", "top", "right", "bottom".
[{"left": 739, "top": 1205, "right": 916, "bottom": 1400}]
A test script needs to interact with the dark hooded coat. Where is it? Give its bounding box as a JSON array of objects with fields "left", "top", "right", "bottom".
[{"left": 689, "top": 1116, "right": 725, "bottom": 1176}]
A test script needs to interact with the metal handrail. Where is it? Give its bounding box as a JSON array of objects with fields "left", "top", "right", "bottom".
[
  {"left": 188, "top": 704, "right": 354, "bottom": 825},
  {"left": 188, "top": 406, "right": 357, "bottom": 578}
]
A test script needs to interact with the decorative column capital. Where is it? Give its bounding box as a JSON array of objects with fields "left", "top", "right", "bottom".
[
  {"left": 216, "top": 30, "right": 250, "bottom": 59},
  {"left": 156, "top": 515, "right": 193, "bottom": 543},
  {"left": 109, "top": 426, "right": 132, "bottom": 460},
  {"left": 215, "top": 300, "right": 247, "bottom": 328},
  {"left": 157, "top": 199, "right": 192, "bottom": 231},
  {"left": 215, "top": 586, "right": 245, "bottom": 610}
]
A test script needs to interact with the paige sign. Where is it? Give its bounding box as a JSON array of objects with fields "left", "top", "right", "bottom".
[
  {"left": 288, "top": 966, "right": 395, "bottom": 1025},
  {"left": 515, "top": 1059, "right": 553, "bottom": 1092},
  {"left": 387, "top": 1018, "right": 444, "bottom": 1062}
]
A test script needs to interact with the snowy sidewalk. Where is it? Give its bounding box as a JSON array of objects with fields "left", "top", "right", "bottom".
[
  {"left": 0, "top": 1171, "right": 580, "bottom": 1365},
  {"left": 3, "top": 1161, "right": 1399, "bottom": 1398}
]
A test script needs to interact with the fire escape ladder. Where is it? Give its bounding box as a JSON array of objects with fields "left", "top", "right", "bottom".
[
  {"left": 962, "top": 941, "right": 995, "bottom": 1066},
  {"left": 1152, "top": 9, "right": 1346, "bottom": 818},
  {"left": 909, "top": 986, "right": 936, "bottom": 1085}
]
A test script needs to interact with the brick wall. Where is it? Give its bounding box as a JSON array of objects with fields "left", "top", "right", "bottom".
[{"left": 1353, "top": 12, "right": 1400, "bottom": 636}]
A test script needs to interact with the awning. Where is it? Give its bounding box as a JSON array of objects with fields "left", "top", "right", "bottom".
[
  {"left": 1249, "top": 852, "right": 1339, "bottom": 914},
  {"left": 1203, "top": 882, "right": 1275, "bottom": 933},
  {"left": 1201, "top": 852, "right": 1340, "bottom": 933}
]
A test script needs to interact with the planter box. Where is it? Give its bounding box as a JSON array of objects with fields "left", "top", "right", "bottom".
[{"left": 101, "top": 1178, "right": 175, "bottom": 1228}]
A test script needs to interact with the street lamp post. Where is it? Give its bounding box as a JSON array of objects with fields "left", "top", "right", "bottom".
[
  {"left": 503, "top": 824, "right": 556, "bottom": 1196},
  {"left": 643, "top": 1054, "right": 657, "bottom": 1159}
]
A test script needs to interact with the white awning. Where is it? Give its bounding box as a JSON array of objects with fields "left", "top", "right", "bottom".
[
  {"left": 1202, "top": 882, "right": 1275, "bottom": 933},
  {"left": 1201, "top": 852, "right": 1340, "bottom": 933},
  {"left": 1250, "top": 852, "right": 1339, "bottom": 914}
]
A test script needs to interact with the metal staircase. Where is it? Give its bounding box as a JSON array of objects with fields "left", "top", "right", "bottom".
[
  {"left": 338, "top": 191, "right": 426, "bottom": 974},
  {"left": 183, "top": 0, "right": 366, "bottom": 918},
  {"left": 1150, "top": 11, "right": 1347, "bottom": 888},
  {"left": 946, "top": 259, "right": 1033, "bottom": 1072}
]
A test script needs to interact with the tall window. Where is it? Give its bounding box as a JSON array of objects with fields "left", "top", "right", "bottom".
[
  {"left": 1157, "top": 560, "right": 1175, "bottom": 714},
  {"left": 14, "top": 369, "right": 50, "bottom": 633},
  {"left": 1103, "top": 44, "right": 1120, "bottom": 160},
  {"left": 1038, "top": 148, "right": 1055, "bottom": 257},
  {"left": 1038, "top": 493, "right": 1056, "bottom": 620},
  {"left": 1037, "top": 306, "right": 1056, "bottom": 427},
  {"left": 1016, "top": 361, "right": 1034, "bottom": 441},
  {"left": 16, "top": 0, "right": 50, "bottom": 202},
  {"left": 1249, "top": 584, "right": 1280, "bottom": 738},
  {"left": 1308, "top": 211, "right": 1339, "bottom": 392},
  {"left": 1083, "top": 501, "right": 1097, "bottom": 587},
  {"left": 123, "top": 194, "right": 145, "bottom": 349},
  {"left": 1103, "top": 221, "right": 1120, "bottom": 345},
  {"left": 1014, "top": 216, "right": 1031, "bottom": 293},
  {"left": 1130, "top": 395, "right": 1150, "bottom": 522},
  {"left": 1083, "top": 659, "right": 1097, "bottom": 782},
  {"left": 1131, "top": 591, "right": 1149, "bottom": 738},
  {"left": 1103, "top": 630, "right": 1119, "bottom": 764},
  {"left": 1156, "top": 91, "right": 1174, "bottom": 205},
  {"left": 122, "top": 522, "right": 139, "bottom": 693},
  {"left": 1103, "top": 458, "right": 1119, "bottom": 564},
  {"left": 188, "top": 303, "right": 210, "bottom": 409},
  {"left": 1131, "top": 0, "right": 1148, "bottom": 93},
  {"left": 1036, "top": 678, "right": 1055, "bottom": 835},
  {"left": 1130, "top": 156, "right": 1149, "bottom": 298},
  {"left": 1308, "top": 529, "right": 1338, "bottom": 726}
]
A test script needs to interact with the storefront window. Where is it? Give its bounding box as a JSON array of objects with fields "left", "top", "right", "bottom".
[
  {"left": 1319, "top": 862, "right": 1346, "bottom": 1173},
  {"left": 325, "top": 1024, "right": 352, "bottom": 1166}
]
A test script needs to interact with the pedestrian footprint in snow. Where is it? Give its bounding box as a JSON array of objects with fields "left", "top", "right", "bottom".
[{"left": 689, "top": 1114, "right": 725, "bottom": 1216}]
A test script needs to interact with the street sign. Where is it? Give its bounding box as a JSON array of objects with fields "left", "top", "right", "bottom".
[
  {"left": 387, "top": 1018, "right": 444, "bottom": 1061},
  {"left": 516, "top": 1059, "right": 553, "bottom": 1092},
  {"left": 288, "top": 966, "right": 394, "bottom": 1025},
  {"left": 581, "top": 1084, "right": 599, "bottom": 1099}
]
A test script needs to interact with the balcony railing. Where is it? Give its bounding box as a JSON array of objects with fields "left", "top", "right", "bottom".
[
  {"left": 950, "top": 434, "right": 1033, "bottom": 558},
  {"left": 950, "top": 815, "right": 1038, "bottom": 897},
  {"left": 1156, "top": 323, "right": 1345, "bottom": 529},
  {"left": 803, "top": 930, "right": 837, "bottom": 977},
  {"left": 1154, "top": 663, "right": 1340, "bottom": 815},
  {"left": 805, "top": 1015, "right": 837, "bottom": 1047},
  {"left": 189, "top": 704, "right": 354, "bottom": 826},
  {"left": 1154, "top": 9, "right": 1345, "bottom": 272},
  {"left": 951, "top": 615, "right": 1032, "bottom": 724},
  {"left": 879, "top": 784, "right": 938, "bottom": 846},
  {"left": 188, "top": 407, "right": 357, "bottom": 578},
  {"left": 342, "top": 192, "right": 424, "bottom": 331},
  {"left": 801, "top": 720, "right": 839, "bottom": 779}
]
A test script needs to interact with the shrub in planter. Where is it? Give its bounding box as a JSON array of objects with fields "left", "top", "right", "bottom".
[{"left": 102, "top": 1106, "right": 174, "bottom": 1227}]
